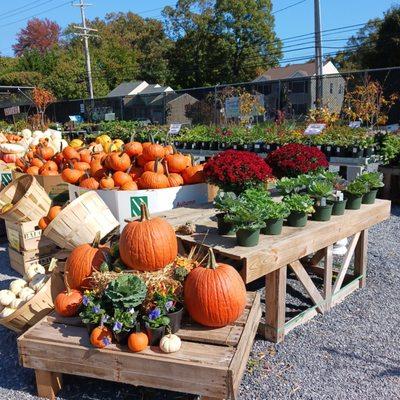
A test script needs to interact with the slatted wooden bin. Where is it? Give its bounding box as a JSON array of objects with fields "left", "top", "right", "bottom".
[
  {"left": 43, "top": 191, "right": 119, "bottom": 250},
  {"left": 18, "top": 292, "right": 261, "bottom": 400}
]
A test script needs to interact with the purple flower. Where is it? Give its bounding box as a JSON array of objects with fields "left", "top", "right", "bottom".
[
  {"left": 92, "top": 306, "right": 100, "bottom": 314},
  {"left": 149, "top": 308, "right": 161, "bottom": 321},
  {"left": 82, "top": 296, "right": 89, "bottom": 306},
  {"left": 113, "top": 321, "right": 123, "bottom": 332},
  {"left": 102, "top": 337, "right": 111, "bottom": 347},
  {"left": 100, "top": 315, "right": 109, "bottom": 326},
  {"left": 165, "top": 301, "right": 174, "bottom": 312}
]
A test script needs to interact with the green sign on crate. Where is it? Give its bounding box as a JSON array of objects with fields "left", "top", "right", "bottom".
[
  {"left": 130, "top": 196, "right": 148, "bottom": 217},
  {"left": 1, "top": 173, "right": 12, "bottom": 187}
]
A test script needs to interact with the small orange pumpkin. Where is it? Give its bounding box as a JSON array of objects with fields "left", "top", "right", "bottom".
[
  {"left": 38, "top": 216, "right": 50, "bottom": 230},
  {"left": 124, "top": 142, "right": 143, "bottom": 157},
  {"left": 144, "top": 158, "right": 164, "bottom": 174},
  {"left": 35, "top": 144, "right": 54, "bottom": 160},
  {"left": 26, "top": 166, "right": 39, "bottom": 175},
  {"left": 120, "top": 181, "right": 138, "bottom": 191},
  {"left": 138, "top": 171, "right": 169, "bottom": 190},
  {"left": 79, "top": 149, "right": 92, "bottom": 164},
  {"left": 142, "top": 143, "right": 165, "bottom": 161},
  {"left": 63, "top": 146, "right": 80, "bottom": 161},
  {"left": 48, "top": 206, "right": 62, "bottom": 221},
  {"left": 73, "top": 161, "right": 91, "bottom": 171},
  {"left": 30, "top": 158, "right": 44, "bottom": 168},
  {"left": 99, "top": 174, "right": 115, "bottom": 190},
  {"left": 80, "top": 176, "right": 100, "bottom": 190},
  {"left": 54, "top": 275, "right": 83, "bottom": 317},
  {"left": 107, "top": 152, "right": 131, "bottom": 172},
  {"left": 182, "top": 164, "right": 204, "bottom": 185},
  {"left": 129, "top": 166, "right": 143, "bottom": 181},
  {"left": 128, "top": 332, "right": 148, "bottom": 352},
  {"left": 90, "top": 326, "right": 113, "bottom": 348},
  {"left": 165, "top": 163, "right": 184, "bottom": 187},
  {"left": 113, "top": 171, "right": 132, "bottom": 187},
  {"left": 61, "top": 168, "right": 85, "bottom": 184}
]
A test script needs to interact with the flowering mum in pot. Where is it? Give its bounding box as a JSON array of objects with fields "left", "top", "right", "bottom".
[{"left": 204, "top": 150, "right": 273, "bottom": 194}]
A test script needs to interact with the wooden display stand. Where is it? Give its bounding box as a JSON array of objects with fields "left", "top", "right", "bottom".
[
  {"left": 156, "top": 200, "right": 391, "bottom": 342},
  {"left": 18, "top": 292, "right": 261, "bottom": 400}
]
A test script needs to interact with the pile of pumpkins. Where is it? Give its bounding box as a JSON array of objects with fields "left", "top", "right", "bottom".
[
  {"left": 54, "top": 202, "right": 246, "bottom": 354},
  {"left": 60, "top": 136, "right": 205, "bottom": 191},
  {"left": 0, "top": 264, "right": 48, "bottom": 318}
]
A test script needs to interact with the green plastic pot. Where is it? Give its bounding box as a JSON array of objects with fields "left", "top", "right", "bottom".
[
  {"left": 332, "top": 199, "right": 347, "bottom": 216},
  {"left": 362, "top": 189, "right": 378, "bottom": 205},
  {"left": 236, "top": 228, "right": 260, "bottom": 247},
  {"left": 345, "top": 194, "right": 363, "bottom": 210},
  {"left": 261, "top": 218, "right": 284, "bottom": 235},
  {"left": 287, "top": 211, "right": 308, "bottom": 227},
  {"left": 216, "top": 213, "right": 235, "bottom": 235},
  {"left": 312, "top": 204, "right": 333, "bottom": 221}
]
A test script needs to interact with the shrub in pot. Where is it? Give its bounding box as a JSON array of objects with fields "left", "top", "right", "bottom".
[
  {"left": 357, "top": 172, "right": 384, "bottom": 204},
  {"left": 261, "top": 201, "right": 290, "bottom": 235},
  {"left": 283, "top": 193, "right": 315, "bottom": 227},
  {"left": 344, "top": 180, "right": 369, "bottom": 210},
  {"left": 308, "top": 180, "right": 334, "bottom": 221},
  {"left": 214, "top": 191, "right": 237, "bottom": 235}
]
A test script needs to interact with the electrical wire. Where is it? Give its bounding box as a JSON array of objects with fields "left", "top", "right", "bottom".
[{"left": 272, "top": 0, "right": 307, "bottom": 15}]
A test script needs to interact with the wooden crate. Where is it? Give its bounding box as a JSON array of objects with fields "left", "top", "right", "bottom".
[
  {"left": 8, "top": 246, "right": 56, "bottom": 276},
  {"left": 18, "top": 292, "right": 261, "bottom": 400},
  {"left": 6, "top": 219, "right": 53, "bottom": 252}
]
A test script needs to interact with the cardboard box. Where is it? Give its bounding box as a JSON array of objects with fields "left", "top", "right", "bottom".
[
  {"left": 12, "top": 171, "right": 69, "bottom": 203},
  {"left": 69, "top": 183, "right": 213, "bottom": 231},
  {"left": 5, "top": 220, "right": 53, "bottom": 252},
  {"left": 8, "top": 246, "right": 56, "bottom": 276}
]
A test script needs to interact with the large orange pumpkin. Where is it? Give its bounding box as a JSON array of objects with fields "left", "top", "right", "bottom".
[
  {"left": 66, "top": 234, "right": 110, "bottom": 290},
  {"left": 138, "top": 171, "right": 169, "bottom": 190},
  {"left": 184, "top": 249, "right": 246, "bottom": 328},
  {"left": 166, "top": 152, "right": 190, "bottom": 173},
  {"left": 182, "top": 164, "right": 204, "bottom": 185},
  {"left": 119, "top": 203, "right": 178, "bottom": 271}
]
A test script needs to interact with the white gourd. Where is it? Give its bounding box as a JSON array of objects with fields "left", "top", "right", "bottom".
[
  {"left": 10, "top": 298, "right": 26, "bottom": 309},
  {"left": 0, "top": 307, "right": 16, "bottom": 318},
  {"left": 0, "top": 143, "right": 25, "bottom": 154},
  {"left": 32, "top": 130, "right": 43, "bottom": 139},
  {"left": 26, "top": 264, "right": 46, "bottom": 281},
  {"left": 19, "top": 287, "right": 35, "bottom": 302},
  {"left": 159, "top": 334, "right": 182, "bottom": 353},
  {"left": 21, "top": 129, "right": 32, "bottom": 140},
  {"left": 0, "top": 290, "right": 16, "bottom": 306},
  {"left": 9, "top": 279, "right": 27, "bottom": 296},
  {"left": 29, "top": 274, "right": 48, "bottom": 292}
]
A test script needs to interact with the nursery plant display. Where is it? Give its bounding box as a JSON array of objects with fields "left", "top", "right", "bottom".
[
  {"left": 283, "top": 193, "right": 315, "bottom": 227},
  {"left": 358, "top": 172, "right": 384, "bottom": 204},
  {"left": 307, "top": 180, "right": 334, "bottom": 221},
  {"left": 344, "top": 179, "right": 369, "bottom": 210},
  {"left": 213, "top": 191, "right": 237, "bottom": 235},
  {"left": 261, "top": 201, "right": 290, "bottom": 235}
]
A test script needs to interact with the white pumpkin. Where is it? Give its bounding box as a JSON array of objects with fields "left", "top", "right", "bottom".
[
  {"left": 159, "top": 334, "right": 182, "bottom": 353},
  {"left": 21, "top": 128, "right": 32, "bottom": 140},
  {"left": 0, "top": 290, "right": 16, "bottom": 306},
  {"left": 0, "top": 307, "right": 16, "bottom": 318},
  {"left": 26, "top": 264, "right": 46, "bottom": 281},
  {"left": 32, "top": 130, "right": 44, "bottom": 139},
  {"left": 19, "top": 287, "right": 35, "bottom": 302},
  {"left": 29, "top": 274, "right": 48, "bottom": 292},
  {"left": 10, "top": 298, "right": 26, "bottom": 309},
  {"left": 9, "top": 279, "right": 27, "bottom": 296},
  {"left": 0, "top": 143, "right": 25, "bottom": 154}
]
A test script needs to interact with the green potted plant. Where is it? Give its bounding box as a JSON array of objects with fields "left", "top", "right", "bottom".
[
  {"left": 261, "top": 201, "right": 290, "bottom": 235},
  {"left": 214, "top": 191, "right": 237, "bottom": 235},
  {"left": 143, "top": 308, "right": 170, "bottom": 346},
  {"left": 110, "top": 308, "right": 137, "bottom": 345},
  {"left": 283, "top": 194, "right": 315, "bottom": 227},
  {"left": 79, "top": 293, "right": 108, "bottom": 334},
  {"left": 307, "top": 180, "right": 334, "bottom": 221},
  {"left": 358, "top": 172, "right": 384, "bottom": 204},
  {"left": 344, "top": 180, "right": 369, "bottom": 210},
  {"left": 154, "top": 291, "right": 183, "bottom": 334}
]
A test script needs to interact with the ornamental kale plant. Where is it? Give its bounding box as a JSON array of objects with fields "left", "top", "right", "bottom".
[
  {"left": 357, "top": 172, "right": 384, "bottom": 190},
  {"left": 214, "top": 191, "right": 237, "bottom": 213},
  {"left": 224, "top": 196, "right": 266, "bottom": 231},
  {"left": 345, "top": 180, "right": 369, "bottom": 196},
  {"left": 264, "top": 201, "right": 290, "bottom": 220},
  {"left": 307, "top": 180, "right": 334, "bottom": 200},
  {"left": 283, "top": 193, "right": 315, "bottom": 214}
]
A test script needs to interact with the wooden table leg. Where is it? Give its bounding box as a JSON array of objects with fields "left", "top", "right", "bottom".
[
  {"left": 264, "top": 266, "right": 287, "bottom": 343},
  {"left": 35, "top": 370, "right": 62, "bottom": 400},
  {"left": 354, "top": 229, "right": 368, "bottom": 288},
  {"left": 323, "top": 246, "right": 333, "bottom": 312}
]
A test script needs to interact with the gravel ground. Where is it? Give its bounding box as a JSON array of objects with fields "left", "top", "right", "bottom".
[{"left": 0, "top": 207, "right": 399, "bottom": 400}]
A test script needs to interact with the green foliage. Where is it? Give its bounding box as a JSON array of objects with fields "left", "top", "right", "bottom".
[
  {"left": 345, "top": 180, "right": 369, "bottom": 196},
  {"left": 79, "top": 292, "right": 106, "bottom": 325},
  {"left": 264, "top": 201, "right": 290, "bottom": 220},
  {"left": 276, "top": 176, "right": 308, "bottom": 195},
  {"left": 357, "top": 172, "right": 384, "bottom": 190},
  {"left": 307, "top": 180, "right": 334, "bottom": 199},
  {"left": 380, "top": 133, "right": 400, "bottom": 165},
  {"left": 214, "top": 191, "right": 237, "bottom": 213},
  {"left": 111, "top": 308, "right": 137, "bottom": 333},
  {"left": 173, "top": 267, "right": 189, "bottom": 283},
  {"left": 104, "top": 275, "right": 147, "bottom": 310},
  {"left": 283, "top": 194, "right": 315, "bottom": 214}
]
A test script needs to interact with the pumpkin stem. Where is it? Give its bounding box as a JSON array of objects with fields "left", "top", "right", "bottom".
[
  {"left": 163, "top": 160, "right": 170, "bottom": 177},
  {"left": 140, "top": 203, "right": 151, "bottom": 221},
  {"left": 130, "top": 133, "right": 136, "bottom": 142},
  {"left": 154, "top": 158, "right": 161, "bottom": 174},
  {"left": 149, "top": 133, "right": 155, "bottom": 144},
  {"left": 190, "top": 154, "right": 195, "bottom": 167},
  {"left": 92, "top": 231, "right": 101, "bottom": 248},
  {"left": 64, "top": 272, "right": 72, "bottom": 295},
  {"left": 206, "top": 249, "right": 218, "bottom": 270}
]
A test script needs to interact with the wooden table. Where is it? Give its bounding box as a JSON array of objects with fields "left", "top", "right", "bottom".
[
  {"left": 157, "top": 200, "right": 391, "bottom": 342},
  {"left": 18, "top": 293, "right": 261, "bottom": 400}
]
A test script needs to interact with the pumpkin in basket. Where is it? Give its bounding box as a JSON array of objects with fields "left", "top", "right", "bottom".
[
  {"left": 184, "top": 249, "right": 246, "bottom": 328},
  {"left": 165, "top": 151, "right": 190, "bottom": 173},
  {"left": 119, "top": 203, "right": 177, "bottom": 271},
  {"left": 66, "top": 233, "right": 110, "bottom": 290},
  {"left": 124, "top": 141, "right": 143, "bottom": 157},
  {"left": 142, "top": 143, "right": 165, "bottom": 161}
]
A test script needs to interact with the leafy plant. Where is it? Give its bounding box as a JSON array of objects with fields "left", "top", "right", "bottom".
[
  {"left": 276, "top": 175, "right": 310, "bottom": 195},
  {"left": 308, "top": 180, "right": 334, "bottom": 200},
  {"left": 154, "top": 291, "right": 181, "bottom": 313},
  {"left": 345, "top": 180, "right": 369, "bottom": 196},
  {"left": 357, "top": 172, "right": 384, "bottom": 190},
  {"left": 224, "top": 197, "right": 266, "bottom": 230},
  {"left": 111, "top": 308, "right": 137, "bottom": 334},
  {"left": 283, "top": 194, "right": 315, "bottom": 214},
  {"left": 79, "top": 292, "right": 108, "bottom": 325},
  {"left": 143, "top": 308, "right": 170, "bottom": 329},
  {"left": 214, "top": 191, "right": 237, "bottom": 213},
  {"left": 264, "top": 201, "right": 290, "bottom": 220}
]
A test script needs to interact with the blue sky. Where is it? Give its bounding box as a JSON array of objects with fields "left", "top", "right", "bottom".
[{"left": 0, "top": 0, "right": 397, "bottom": 61}]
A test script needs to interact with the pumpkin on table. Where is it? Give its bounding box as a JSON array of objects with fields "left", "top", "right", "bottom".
[
  {"left": 54, "top": 274, "right": 83, "bottom": 317},
  {"left": 182, "top": 164, "right": 204, "bottom": 185},
  {"left": 90, "top": 326, "right": 113, "bottom": 348},
  {"left": 119, "top": 203, "right": 178, "bottom": 271},
  {"left": 184, "top": 249, "right": 246, "bottom": 328},
  {"left": 128, "top": 331, "right": 148, "bottom": 352}
]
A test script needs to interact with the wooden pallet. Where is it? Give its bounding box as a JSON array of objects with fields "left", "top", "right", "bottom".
[{"left": 18, "top": 292, "right": 261, "bottom": 400}]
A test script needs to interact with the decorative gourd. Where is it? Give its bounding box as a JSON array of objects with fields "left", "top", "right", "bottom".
[
  {"left": 99, "top": 174, "right": 115, "bottom": 190},
  {"left": 29, "top": 274, "right": 48, "bottom": 292},
  {"left": 90, "top": 326, "right": 113, "bottom": 348},
  {"left": 128, "top": 331, "right": 149, "bottom": 352},
  {"left": 66, "top": 233, "right": 110, "bottom": 290},
  {"left": 112, "top": 171, "right": 132, "bottom": 187},
  {"left": 18, "top": 287, "right": 35, "bottom": 302},
  {"left": 159, "top": 334, "right": 181, "bottom": 353},
  {"left": 142, "top": 143, "right": 165, "bottom": 161},
  {"left": 119, "top": 203, "right": 178, "bottom": 272},
  {"left": 10, "top": 298, "right": 26, "bottom": 309},
  {"left": 0, "top": 307, "right": 16, "bottom": 318},
  {"left": 48, "top": 206, "right": 62, "bottom": 221},
  {"left": 138, "top": 171, "right": 169, "bottom": 190},
  {"left": 0, "top": 290, "right": 16, "bottom": 306},
  {"left": 182, "top": 164, "right": 204, "bottom": 185},
  {"left": 124, "top": 141, "right": 143, "bottom": 157},
  {"left": 184, "top": 249, "right": 246, "bottom": 328},
  {"left": 26, "top": 264, "right": 46, "bottom": 281},
  {"left": 107, "top": 153, "right": 131, "bottom": 172},
  {"left": 54, "top": 275, "right": 83, "bottom": 317},
  {"left": 38, "top": 217, "right": 50, "bottom": 231},
  {"left": 9, "top": 279, "right": 27, "bottom": 296}
]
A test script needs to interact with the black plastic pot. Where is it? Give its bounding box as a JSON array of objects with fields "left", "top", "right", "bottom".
[
  {"left": 364, "top": 147, "right": 375, "bottom": 158},
  {"left": 220, "top": 142, "right": 228, "bottom": 151},
  {"left": 145, "top": 325, "right": 166, "bottom": 346},
  {"left": 287, "top": 211, "right": 308, "bottom": 227},
  {"left": 350, "top": 146, "right": 364, "bottom": 158},
  {"left": 333, "top": 146, "right": 346, "bottom": 157},
  {"left": 113, "top": 330, "right": 131, "bottom": 345},
  {"left": 261, "top": 218, "right": 284, "bottom": 235},
  {"left": 332, "top": 199, "right": 348, "bottom": 216},
  {"left": 201, "top": 141, "right": 211, "bottom": 150},
  {"left": 312, "top": 204, "right": 333, "bottom": 221},
  {"left": 362, "top": 189, "right": 378, "bottom": 205},
  {"left": 253, "top": 142, "right": 264, "bottom": 153},
  {"left": 217, "top": 213, "right": 236, "bottom": 235},
  {"left": 242, "top": 143, "right": 254, "bottom": 152},
  {"left": 345, "top": 193, "right": 363, "bottom": 210},
  {"left": 210, "top": 142, "right": 219, "bottom": 150},
  {"left": 168, "top": 305, "right": 184, "bottom": 334},
  {"left": 232, "top": 143, "right": 243, "bottom": 151},
  {"left": 236, "top": 228, "right": 260, "bottom": 247},
  {"left": 322, "top": 145, "right": 332, "bottom": 157},
  {"left": 175, "top": 141, "right": 184, "bottom": 150}
]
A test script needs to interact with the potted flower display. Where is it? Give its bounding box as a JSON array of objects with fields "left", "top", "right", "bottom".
[
  {"left": 283, "top": 193, "right": 315, "bottom": 227},
  {"left": 344, "top": 179, "right": 369, "bottom": 210},
  {"left": 143, "top": 308, "right": 170, "bottom": 346},
  {"left": 110, "top": 308, "right": 137, "bottom": 345},
  {"left": 307, "top": 180, "right": 334, "bottom": 221},
  {"left": 261, "top": 201, "right": 290, "bottom": 235},
  {"left": 154, "top": 292, "right": 183, "bottom": 334},
  {"left": 358, "top": 172, "right": 384, "bottom": 204},
  {"left": 214, "top": 191, "right": 237, "bottom": 235},
  {"left": 80, "top": 293, "right": 107, "bottom": 334}
]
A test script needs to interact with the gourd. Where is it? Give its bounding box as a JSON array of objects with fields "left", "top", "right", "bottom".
[
  {"left": 184, "top": 249, "right": 246, "bottom": 328},
  {"left": 0, "top": 143, "right": 25, "bottom": 154},
  {"left": 0, "top": 290, "right": 16, "bottom": 306},
  {"left": 119, "top": 203, "right": 178, "bottom": 272},
  {"left": 128, "top": 332, "right": 149, "bottom": 352},
  {"left": 26, "top": 263, "right": 46, "bottom": 281},
  {"left": 107, "top": 153, "right": 131, "bottom": 172},
  {"left": 142, "top": 143, "right": 165, "bottom": 161},
  {"left": 54, "top": 275, "right": 83, "bottom": 317},
  {"left": 124, "top": 141, "right": 143, "bottom": 157},
  {"left": 159, "top": 334, "right": 181, "bottom": 353},
  {"left": 182, "top": 164, "right": 204, "bottom": 185},
  {"left": 19, "top": 287, "right": 35, "bottom": 302},
  {"left": 9, "top": 279, "right": 27, "bottom": 296},
  {"left": 0, "top": 307, "right": 16, "bottom": 318},
  {"left": 10, "top": 298, "right": 26, "bottom": 309},
  {"left": 90, "top": 326, "right": 113, "bottom": 348},
  {"left": 29, "top": 274, "right": 48, "bottom": 292}
]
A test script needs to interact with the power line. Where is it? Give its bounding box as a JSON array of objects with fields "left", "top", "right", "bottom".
[
  {"left": 273, "top": 0, "right": 307, "bottom": 15},
  {"left": 0, "top": 0, "right": 56, "bottom": 19}
]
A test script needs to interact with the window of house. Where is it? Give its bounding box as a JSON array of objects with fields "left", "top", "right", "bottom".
[
  {"left": 330, "top": 83, "right": 334, "bottom": 94},
  {"left": 289, "top": 80, "right": 308, "bottom": 93}
]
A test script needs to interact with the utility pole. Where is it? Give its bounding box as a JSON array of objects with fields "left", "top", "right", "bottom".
[
  {"left": 73, "top": 0, "right": 98, "bottom": 100},
  {"left": 314, "top": 0, "right": 323, "bottom": 107}
]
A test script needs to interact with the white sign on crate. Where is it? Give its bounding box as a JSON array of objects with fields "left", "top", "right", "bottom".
[
  {"left": 169, "top": 124, "right": 182, "bottom": 135},
  {"left": 304, "top": 123, "right": 326, "bottom": 135},
  {"left": 4, "top": 106, "right": 20, "bottom": 116}
]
